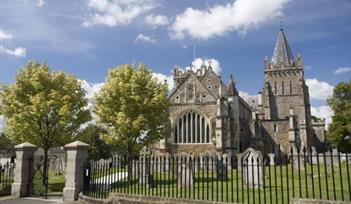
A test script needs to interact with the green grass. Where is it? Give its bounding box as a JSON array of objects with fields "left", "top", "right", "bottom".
[
  {"left": 85, "top": 163, "right": 351, "bottom": 204},
  {"left": 33, "top": 169, "right": 65, "bottom": 195},
  {"left": 0, "top": 174, "right": 13, "bottom": 197},
  {"left": 48, "top": 170, "right": 65, "bottom": 193}
]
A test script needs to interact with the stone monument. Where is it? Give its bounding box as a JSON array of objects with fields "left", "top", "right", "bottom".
[
  {"left": 177, "top": 155, "right": 194, "bottom": 188},
  {"left": 242, "top": 148, "right": 263, "bottom": 188}
]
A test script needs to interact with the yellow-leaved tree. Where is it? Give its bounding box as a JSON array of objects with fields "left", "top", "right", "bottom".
[
  {"left": 0, "top": 61, "right": 91, "bottom": 190},
  {"left": 94, "top": 63, "right": 170, "bottom": 156}
]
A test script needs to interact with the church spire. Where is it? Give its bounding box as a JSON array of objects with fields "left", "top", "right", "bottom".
[
  {"left": 226, "top": 75, "right": 238, "bottom": 96},
  {"left": 271, "top": 29, "right": 294, "bottom": 65}
]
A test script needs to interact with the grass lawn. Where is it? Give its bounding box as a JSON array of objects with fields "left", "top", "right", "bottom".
[
  {"left": 33, "top": 169, "right": 65, "bottom": 195},
  {"left": 48, "top": 170, "right": 65, "bottom": 193},
  {"left": 85, "top": 163, "right": 351, "bottom": 204}
]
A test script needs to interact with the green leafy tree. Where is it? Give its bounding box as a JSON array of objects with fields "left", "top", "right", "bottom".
[
  {"left": 94, "top": 63, "right": 170, "bottom": 156},
  {"left": 76, "top": 124, "right": 112, "bottom": 160},
  {"left": 0, "top": 61, "right": 91, "bottom": 189},
  {"left": 327, "top": 81, "right": 351, "bottom": 152},
  {"left": 0, "top": 132, "right": 13, "bottom": 152}
]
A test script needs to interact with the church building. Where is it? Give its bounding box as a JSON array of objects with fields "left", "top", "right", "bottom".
[{"left": 158, "top": 29, "right": 326, "bottom": 157}]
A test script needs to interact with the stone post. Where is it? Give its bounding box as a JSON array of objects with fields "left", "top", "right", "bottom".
[
  {"left": 11, "top": 142, "right": 37, "bottom": 197},
  {"left": 63, "top": 141, "right": 89, "bottom": 201}
]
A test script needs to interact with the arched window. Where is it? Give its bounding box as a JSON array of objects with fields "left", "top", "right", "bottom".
[
  {"left": 274, "top": 82, "right": 277, "bottom": 94},
  {"left": 289, "top": 81, "right": 292, "bottom": 94},
  {"left": 282, "top": 81, "right": 285, "bottom": 95},
  {"left": 174, "top": 111, "right": 210, "bottom": 144}
]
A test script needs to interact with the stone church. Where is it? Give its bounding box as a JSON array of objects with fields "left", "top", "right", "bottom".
[{"left": 157, "top": 29, "right": 326, "bottom": 157}]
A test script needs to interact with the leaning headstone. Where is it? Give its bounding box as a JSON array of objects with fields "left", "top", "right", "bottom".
[
  {"left": 223, "top": 154, "right": 231, "bottom": 170},
  {"left": 292, "top": 148, "right": 305, "bottom": 170},
  {"left": 236, "top": 153, "right": 243, "bottom": 170},
  {"left": 97, "top": 159, "right": 105, "bottom": 169},
  {"left": 268, "top": 153, "right": 275, "bottom": 166},
  {"left": 347, "top": 153, "right": 351, "bottom": 163},
  {"left": 310, "top": 147, "right": 318, "bottom": 165},
  {"left": 332, "top": 148, "right": 339, "bottom": 165},
  {"left": 55, "top": 159, "right": 62, "bottom": 175},
  {"left": 216, "top": 157, "right": 228, "bottom": 181},
  {"left": 242, "top": 148, "right": 263, "bottom": 188},
  {"left": 139, "top": 156, "right": 153, "bottom": 187},
  {"left": 177, "top": 155, "right": 194, "bottom": 187},
  {"left": 164, "top": 153, "right": 170, "bottom": 172}
]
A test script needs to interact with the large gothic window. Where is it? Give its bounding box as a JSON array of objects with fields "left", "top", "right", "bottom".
[{"left": 174, "top": 111, "right": 210, "bottom": 144}]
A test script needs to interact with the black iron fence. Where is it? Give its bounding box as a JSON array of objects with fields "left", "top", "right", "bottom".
[
  {"left": 82, "top": 147, "right": 351, "bottom": 204},
  {"left": 0, "top": 161, "right": 15, "bottom": 196}
]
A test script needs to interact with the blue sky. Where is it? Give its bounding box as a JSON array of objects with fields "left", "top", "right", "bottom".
[{"left": 0, "top": 0, "right": 350, "bottom": 128}]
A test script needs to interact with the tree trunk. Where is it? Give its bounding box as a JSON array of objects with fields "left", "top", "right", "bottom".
[
  {"left": 42, "top": 148, "right": 48, "bottom": 199},
  {"left": 127, "top": 144, "right": 134, "bottom": 186}
]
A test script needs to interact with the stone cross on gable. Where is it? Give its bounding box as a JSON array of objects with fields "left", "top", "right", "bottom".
[{"left": 208, "top": 60, "right": 212, "bottom": 67}]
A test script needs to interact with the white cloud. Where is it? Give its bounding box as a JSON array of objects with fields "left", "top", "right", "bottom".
[
  {"left": 0, "top": 115, "right": 3, "bottom": 132},
  {"left": 170, "top": 0, "right": 289, "bottom": 40},
  {"left": 0, "top": 46, "right": 26, "bottom": 57},
  {"left": 37, "top": 0, "right": 45, "bottom": 7},
  {"left": 0, "top": 30, "right": 27, "bottom": 57},
  {"left": 145, "top": 14, "right": 170, "bottom": 28},
  {"left": 83, "top": 0, "right": 159, "bottom": 27},
  {"left": 0, "top": 30, "right": 13, "bottom": 40},
  {"left": 134, "top": 33, "right": 155, "bottom": 43},
  {"left": 311, "top": 105, "right": 333, "bottom": 128},
  {"left": 239, "top": 91, "right": 258, "bottom": 108},
  {"left": 306, "top": 78, "right": 334, "bottom": 101},
  {"left": 334, "top": 67, "right": 351, "bottom": 74},
  {"left": 184, "top": 58, "right": 221, "bottom": 74},
  {"left": 152, "top": 58, "right": 220, "bottom": 92},
  {"left": 152, "top": 73, "right": 174, "bottom": 91},
  {"left": 239, "top": 91, "right": 257, "bottom": 98},
  {"left": 79, "top": 80, "right": 104, "bottom": 108}
]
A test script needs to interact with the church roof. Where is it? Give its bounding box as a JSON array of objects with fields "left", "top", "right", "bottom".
[
  {"left": 271, "top": 29, "right": 294, "bottom": 65},
  {"left": 226, "top": 75, "right": 238, "bottom": 96}
]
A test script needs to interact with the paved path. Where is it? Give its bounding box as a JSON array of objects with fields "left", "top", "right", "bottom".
[
  {"left": 94, "top": 171, "right": 128, "bottom": 185},
  {"left": 0, "top": 196, "right": 82, "bottom": 204}
]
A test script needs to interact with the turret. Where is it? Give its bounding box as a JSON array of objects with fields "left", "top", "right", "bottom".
[{"left": 226, "top": 75, "right": 238, "bottom": 100}]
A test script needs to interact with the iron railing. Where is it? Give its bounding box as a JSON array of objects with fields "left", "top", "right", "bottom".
[
  {"left": 0, "top": 161, "right": 14, "bottom": 196},
  {"left": 82, "top": 147, "right": 351, "bottom": 203}
]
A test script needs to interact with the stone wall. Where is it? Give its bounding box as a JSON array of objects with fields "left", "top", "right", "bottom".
[
  {"left": 290, "top": 198, "right": 350, "bottom": 204},
  {"left": 79, "top": 193, "right": 238, "bottom": 204},
  {"left": 261, "top": 119, "right": 290, "bottom": 154},
  {"left": 166, "top": 144, "right": 215, "bottom": 155},
  {"left": 79, "top": 193, "right": 349, "bottom": 204}
]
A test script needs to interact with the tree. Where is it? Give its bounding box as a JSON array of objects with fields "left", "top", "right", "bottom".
[
  {"left": 0, "top": 132, "right": 13, "bottom": 152},
  {"left": 76, "top": 124, "right": 112, "bottom": 160},
  {"left": 327, "top": 81, "right": 351, "bottom": 152},
  {"left": 94, "top": 63, "right": 170, "bottom": 156},
  {"left": 0, "top": 61, "right": 91, "bottom": 191}
]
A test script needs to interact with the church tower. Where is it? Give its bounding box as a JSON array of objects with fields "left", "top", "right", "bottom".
[{"left": 259, "top": 28, "right": 313, "bottom": 149}]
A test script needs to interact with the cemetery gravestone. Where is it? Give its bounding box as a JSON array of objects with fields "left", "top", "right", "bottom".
[
  {"left": 242, "top": 148, "right": 263, "bottom": 188},
  {"left": 310, "top": 147, "right": 318, "bottom": 165},
  {"left": 177, "top": 155, "right": 194, "bottom": 188},
  {"left": 268, "top": 153, "right": 275, "bottom": 166},
  {"left": 216, "top": 157, "right": 228, "bottom": 181}
]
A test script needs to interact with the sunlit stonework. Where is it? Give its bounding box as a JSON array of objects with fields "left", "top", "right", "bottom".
[{"left": 156, "top": 29, "right": 326, "bottom": 156}]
